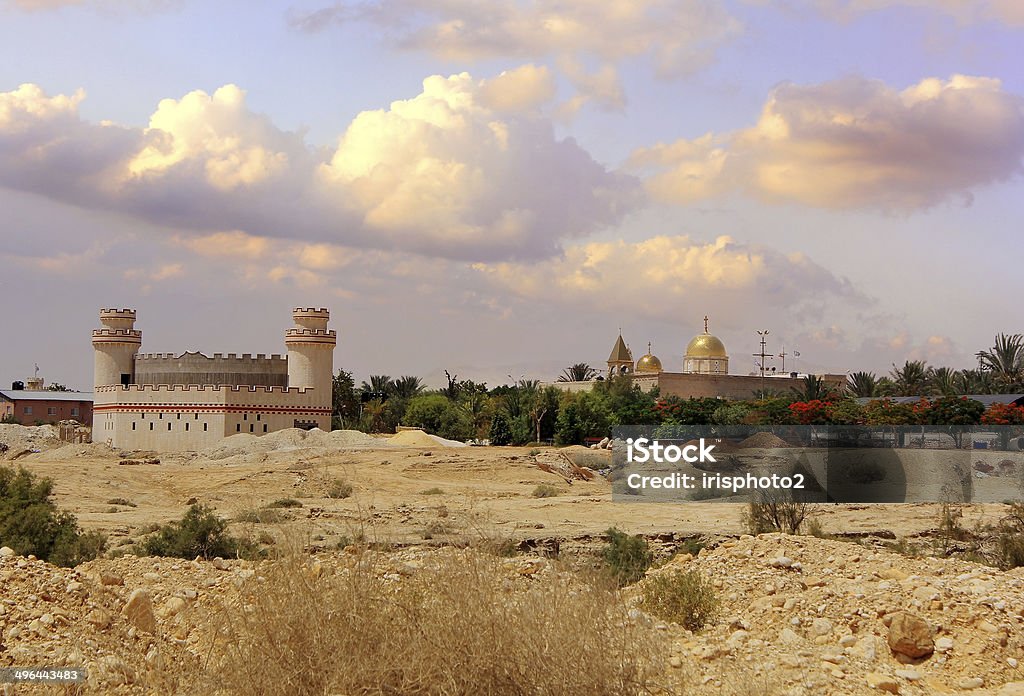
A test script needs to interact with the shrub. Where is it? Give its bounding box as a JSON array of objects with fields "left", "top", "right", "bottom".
[
  {"left": 235, "top": 508, "right": 287, "bottom": 524},
  {"left": 326, "top": 479, "right": 354, "bottom": 499},
  {"left": 144, "top": 504, "right": 258, "bottom": 559},
  {"left": 994, "top": 503, "right": 1024, "bottom": 570},
  {"left": 742, "top": 489, "right": 812, "bottom": 535},
  {"left": 420, "top": 487, "right": 444, "bottom": 495},
  {"left": 267, "top": 498, "right": 303, "bottom": 509},
  {"left": 641, "top": 569, "right": 719, "bottom": 631},
  {"left": 1, "top": 414, "right": 18, "bottom": 425},
  {"left": 532, "top": 484, "right": 561, "bottom": 498},
  {"left": 106, "top": 497, "right": 137, "bottom": 507},
  {"left": 0, "top": 464, "right": 106, "bottom": 566},
  {"left": 404, "top": 395, "right": 473, "bottom": 441},
  {"left": 209, "top": 549, "right": 659, "bottom": 695},
  {"left": 601, "top": 527, "right": 653, "bottom": 587}
]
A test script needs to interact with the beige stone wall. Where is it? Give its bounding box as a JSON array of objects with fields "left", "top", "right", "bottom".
[{"left": 653, "top": 372, "right": 846, "bottom": 400}]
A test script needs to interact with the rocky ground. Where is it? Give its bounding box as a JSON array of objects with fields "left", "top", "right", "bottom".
[{"left": 2, "top": 426, "right": 1024, "bottom": 693}]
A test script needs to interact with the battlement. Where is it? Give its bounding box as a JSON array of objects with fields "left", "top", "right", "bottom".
[
  {"left": 135, "top": 352, "right": 286, "bottom": 362},
  {"left": 293, "top": 307, "right": 330, "bottom": 316},
  {"left": 95, "top": 384, "right": 312, "bottom": 394},
  {"left": 285, "top": 329, "right": 337, "bottom": 338},
  {"left": 99, "top": 308, "right": 136, "bottom": 317},
  {"left": 92, "top": 329, "right": 142, "bottom": 341}
]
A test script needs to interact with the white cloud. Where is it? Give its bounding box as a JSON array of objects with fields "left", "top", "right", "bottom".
[
  {"left": 0, "top": 75, "right": 639, "bottom": 261},
  {"left": 631, "top": 74, "right": 1024, "bottom": 210},
  {"left": 473, "top": 234, "right": 862, "bottom": 330}
]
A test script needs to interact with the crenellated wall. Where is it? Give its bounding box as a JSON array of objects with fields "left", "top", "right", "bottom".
[{"left": 135, "top": 351, "right": 288, "bottom": 387}]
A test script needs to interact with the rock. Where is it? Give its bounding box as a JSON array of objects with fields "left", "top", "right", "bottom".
[
  {"left": 779, "top": 628, "right": 801, "bottom": 645},
  {"left": 935, "top": 636, "right": 954, "bottom": 652},
  {"left": 810, "top": 618, "right": 833, "bottom": 636},
  {"left": 866, "top": 672, "right": 900, "bottom": 693},
  {"left": 99, "top": 572, "right": 124, "bottom": 586},
  {"left": 212, "top": 557, "right": 229, "bottom": 571},
  {"left": 839, "top": 634, "right": 857, "bottom": 647},
  {"left": 895, "top": 669, "right": 921, "bottom": 681},
  {"left": 957, "top": 677, "right": 984, "bottom": 690},
  {"left": 85, "top": 608, "right": 111, "bottom": 630},
  {"left": 771, "top": 556, "right": 794, "bottom": 568},
  {"left": 878, "top": 567, "right": 909, "bottom": 581},
  {"left": 123, "top": 588, "right": 157, "bottom": 634},
  {"left": 96, "top": 655, "right": 134, "bottom": 686},
  {"left": 0, "top": 546, "right": 14, "bottom": 557},
  {"left": 887, "top": 611, "right": 934, "bottom": 658},
  {"left": 161, "top": 596, "right": 187, "bottom": 617},
  {"left": 669, "top": 656, "right": 682, "bottom": 668}
]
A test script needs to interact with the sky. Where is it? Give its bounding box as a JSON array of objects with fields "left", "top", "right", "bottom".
[{"left": 1, "top": 0, "right": 1022, "bottom": 391}]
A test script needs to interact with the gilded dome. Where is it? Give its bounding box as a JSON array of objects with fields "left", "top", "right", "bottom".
[
  {"left": 636, "top": 343, "right": 663, "bottom": 373},
  {"left": 685, "top": 332, "right": 728, "bottom": 359}
]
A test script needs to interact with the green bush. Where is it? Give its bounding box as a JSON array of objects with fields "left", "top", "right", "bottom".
[
  {"left": 601, "top": 527, "right": 653, "bottom": 587},
  {"left": 641, "top": 569, "right": 719, "bottom": 631},
  {"left": 0, "top": 465, "right": 106, "bottom": 566},
  {"left": 267, "top": 498, "right": 303, "bottom": 509},
  {"left": 144, "top": 504, "right": 258, "bottom": 560},
  {"left": 404, "top": 395, "right": 474, "bottom": 441}
]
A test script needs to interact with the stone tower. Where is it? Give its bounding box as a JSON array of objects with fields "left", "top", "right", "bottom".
[
  {"left": 285, "top": 308, "right": 336, "bottom": 394},
  {"left": 606, "top": 333, "right": 634, "bottom": 377},
  {"left": 92, "top": 308, "right": 142, "bottom": 388}
]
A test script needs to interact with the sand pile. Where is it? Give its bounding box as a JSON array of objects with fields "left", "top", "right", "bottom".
[
  {"left": 0, "top": 423, "right": 61, "bottom": 459},
  {"left": 737, "top": 432, "right": 792, "bottom": 449},
  {"left": 198, "top": 428, "right": 396, "bottom": 464},
  {"left": 389, "top": 430, "right": 468, "bottom": 448}
]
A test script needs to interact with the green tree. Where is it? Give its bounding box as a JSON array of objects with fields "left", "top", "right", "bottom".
[
  {"left": 391, "top": 375, "right": 424, "bottom": 399},
  {"left": 889, "top": 361, "right": 932, "bottom": 396},
  {"left": 929, "top": 367, "right": 959, "bottom": 397},
  {"left": 360, "top": 375, "right": 394, "bottom": 400},
  {"left": 554, "top": 391, "right": 612, "bottom": 445},
  {"left": 792, "top": 374, "right": 834, "bottom": 402},
  {"left": 403, "top": 395, "right": 473, "bottom": 441},
  {"left": 558, "top": 363, "right": 598, "bottom": 382},
  {"left": 331, "top": 369, "right": 360, "bottom": 430},
  {"left": 488, "top": 412, "right": 512, "bottom": 446},
  {"left": 0, "top": 465, "right": 106, "bottom": 567},
  {"left": 847, "top": 371, "right": 878, "bottom": 398},
  {"left": 976, "top": 334, "right": 1024, "bottom": 392},
  {"left": 144, "top": 504, "right": 256, "bottom": 559}
]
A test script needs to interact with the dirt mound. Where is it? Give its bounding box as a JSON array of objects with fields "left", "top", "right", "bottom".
[
  {"left": 0, "top": 423, "right": 61, "bottom": 459},
  {"left": 737, "top": 432, "right": 792, "bottom": 449},
  {"left": 389, "top": 430, "right": 468, "bottom": 448}
]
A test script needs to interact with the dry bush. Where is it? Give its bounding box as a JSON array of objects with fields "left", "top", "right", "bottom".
[
  {"left": 206, "top": 548, "right": 660, "bottom": 696},
  {"left": 641, "top": 569, "right": 719, "bottom": 632}
]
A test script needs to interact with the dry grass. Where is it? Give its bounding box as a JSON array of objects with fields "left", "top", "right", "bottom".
[{"left": 204, "top": 547, "right": 661, "bottom": 695}]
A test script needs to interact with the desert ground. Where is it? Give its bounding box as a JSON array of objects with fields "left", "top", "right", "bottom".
[{"left": 2, "top": 424, "right": 1024, "bottom": 695}]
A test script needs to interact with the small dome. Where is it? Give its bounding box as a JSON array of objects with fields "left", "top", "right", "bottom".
[
  {"left": 685, "top": 333, "right": 728, "bottom": 359},
  {"left": 636, "top": 342, "right": 663, "bottom": 373}
]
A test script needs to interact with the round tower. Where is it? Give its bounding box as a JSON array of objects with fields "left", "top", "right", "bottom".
[
  {"left": 285, "top": 308, "right": 336, "bottom": 394},
  {"left": 92, "top": 308, "right": 142, "bottom": 388}
]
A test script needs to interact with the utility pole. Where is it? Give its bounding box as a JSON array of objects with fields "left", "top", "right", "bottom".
[
  {"left": 778, "top": 347, "right": 787, "bottom": 373},
  {"left": 754, "top": 330, "right": 774, "bottom": 397}
]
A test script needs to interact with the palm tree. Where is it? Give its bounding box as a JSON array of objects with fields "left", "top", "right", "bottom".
[
  {"left": 955, "top": 368, "right": 994, "bottom": 395},
  {"left": 391, "top": 375, "right": 424, "bottom": 399},
  {"left": 976, "top": 334, "right": 1024, "bottom": 392},
  {"left": 889, "top": 360, "right": 932, "bottom": 396},
  {"left": 792, "top": 374, "right": 833, "bottom": 401},
  {"left": 847, "top": 371, "right": 878, "bottom": 397},
  {"left": 558, "top": 363, "right": 599, "bottom": 382},
  {"left": 929, "top": 366, "right": 958, "bottom": 397},
  {"left": 360, "top": 375, "right": 394, "bottom": 400}
]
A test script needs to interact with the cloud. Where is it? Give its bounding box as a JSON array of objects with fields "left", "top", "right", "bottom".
[
  {"left": 289, "top": 1, "right": 742, "bottom": 110},
  {"left": 630, "top": 74, "right": 1024, "bottom": 210},
  {"left": 799, "top": 0, "right": 1024, "bottom": 27},
  {"left": 0, "top": 75, "right": 639, "bottom": 262},
  {"left": 473, "top": 234, "right": 863, "bottom": 331}
]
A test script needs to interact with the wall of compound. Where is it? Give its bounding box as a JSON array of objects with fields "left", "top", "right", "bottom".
[
  {"left": 134, "top": 353, "right": 288, "bottom": 388},
  {"left": 93, "top": 384, "right": 331, "bottom": 451}
]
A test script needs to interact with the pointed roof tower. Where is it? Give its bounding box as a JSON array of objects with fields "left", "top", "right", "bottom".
[{"left": 607, "top": 332, "right": 634, "bottom": 377}]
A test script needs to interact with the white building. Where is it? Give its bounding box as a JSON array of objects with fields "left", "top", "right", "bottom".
[{"left": 92, "top": 308, "right": 335, "bottom": 452}]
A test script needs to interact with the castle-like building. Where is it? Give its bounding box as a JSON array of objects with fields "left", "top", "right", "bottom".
[
  {"left": 556, "top": 317, "right": 845, "bottom": 399},
  {"left": 92, "top": 308, "right": 335, "bottom": 452}
]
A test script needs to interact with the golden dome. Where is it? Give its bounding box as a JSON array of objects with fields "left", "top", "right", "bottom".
[
  {"left": 636, "top": 342, "right": 662, "bottom": 373},
  {"left": 685, "top": 333, "right": 728, "bottom": 358}
]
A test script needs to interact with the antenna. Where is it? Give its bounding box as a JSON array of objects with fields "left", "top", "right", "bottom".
[{"left": 753, "top": 330, "right": 774, "bottom": 395}]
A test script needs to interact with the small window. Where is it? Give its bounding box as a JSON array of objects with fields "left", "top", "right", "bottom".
[
  {"left": 159, "top": 413, "right": 163, "bottom": 419},
  {"left": 150, "top": 422, "right": 154, "bottom": 431},
  {"left": 243, "top": 413, "right": 247, "bottom": 421},
  {"left": 195, "top": 413, "right": 199, "bottom": 420},
  {"left": 236, "top": 424, "right": 241, "bottom": 432},
  {"left": 24, "top": 406, "right": 33, "bottom": 415},
  {"left": 185, "top": 423, "right": 190, "bottom": 431},
  {"left": 47, "top": 407, "right": 57, "bottom": 416},
  {"left": 177, "top": 413, "right": 181, "bottom": 420},
  {"left": 132, "top": 422, "right": 136, "bottom": 431},
  {"left": 263, "top": 424, "right": 268, "bottom": 433},
  {"left": 256, "top": 414, "right": 261, "bottom": 422},
  {"left": 167, "top": 423, "right": 172, "bottom": 431},
  {"left": 71, "top": 407, "right": 79, "bottom": 417},
  {"left": 249, "top": 424, "right": 254, "bottom": 433},
  {"left": 203, "top": 423, "right": 208, "bottom": 432}
]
